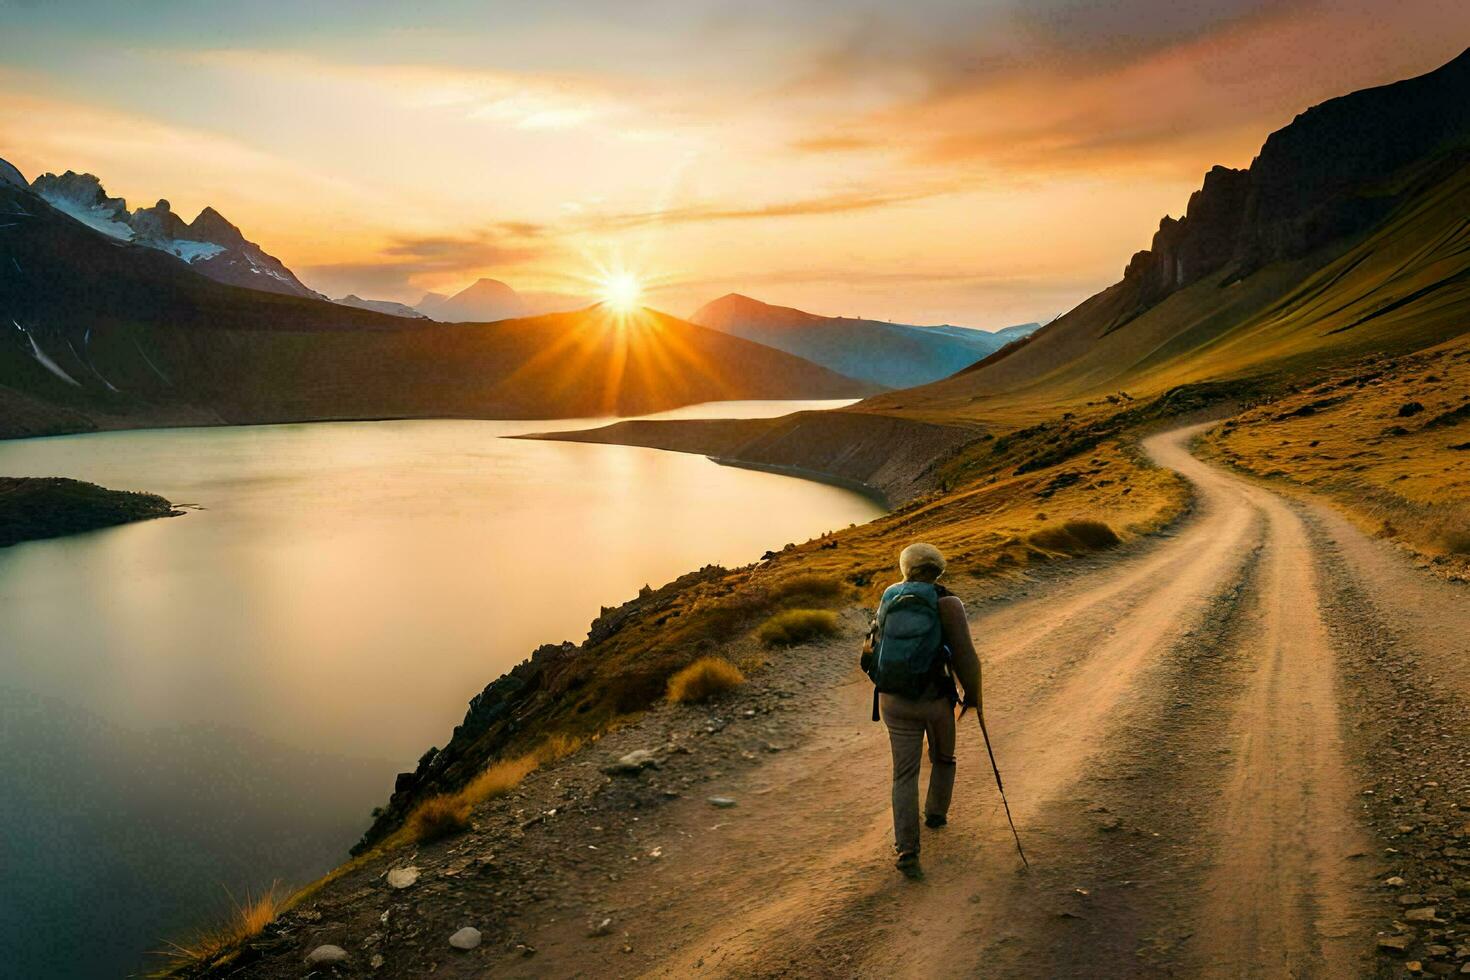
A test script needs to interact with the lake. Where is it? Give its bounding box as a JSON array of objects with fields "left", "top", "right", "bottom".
[{"left": 0, "top": 401, "right": 882, "bottom": 978}]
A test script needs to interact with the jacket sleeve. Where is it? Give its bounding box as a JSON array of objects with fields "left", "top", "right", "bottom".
[{"left": 938, "top": 596, "right": 981, "bottom": 706}]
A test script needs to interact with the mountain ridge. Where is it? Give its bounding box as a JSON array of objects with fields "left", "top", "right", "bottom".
[
  {"left": 0, "top": 179, "right": 876, "bottom": 438},
  {"left": 690, "top": 292, "right": 1039, "bottom": 387},
  {"left": 27, "top": 169, "right": 325, "bottom": 301}
]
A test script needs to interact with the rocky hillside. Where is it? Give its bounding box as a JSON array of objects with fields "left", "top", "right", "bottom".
[
  {"left": 28, "top": 169, "right": 323, "bottom": 300},
  {"left": 690, "top": 293, "right": 1036, "bottom": 388},
  {"left": 0, "top": 178, "right": 875, "bottom": 439}
]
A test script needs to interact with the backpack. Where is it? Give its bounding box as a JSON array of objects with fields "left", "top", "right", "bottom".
[{"left": 866, "top": 581, "right": 947, "bottom": 702}]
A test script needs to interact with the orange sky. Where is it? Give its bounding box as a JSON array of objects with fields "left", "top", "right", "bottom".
[{"left": 1, "top": 1, "right": 1467, "bottom": 325}]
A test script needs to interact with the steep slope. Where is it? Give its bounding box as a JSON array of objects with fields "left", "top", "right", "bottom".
[
  {"left": 855, "top": 47, "right": 1470, "bottom": 425},
  {"left": 27, "top": 170, "right": 323, "bottom": 300},
  {"left": 690, "top": 293, "right": 1035, "bottom": 387},
  {"left": 0, "top": 182, "right": 874, "bottom": 438},
  {"left": 431, "top": 277, "right": 529, "bottom": 322}
]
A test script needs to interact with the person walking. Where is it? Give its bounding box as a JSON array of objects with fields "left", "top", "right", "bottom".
[{"left": 862, "top": 542, "right": 981, "bottom": 876}]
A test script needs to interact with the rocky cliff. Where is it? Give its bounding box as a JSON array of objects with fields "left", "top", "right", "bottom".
[{"left": 1117, "top": 46, "right": 1470, "bottom": 326}]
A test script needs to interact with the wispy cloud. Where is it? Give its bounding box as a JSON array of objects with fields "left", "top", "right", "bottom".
[
  {"left": 300, "top": 227, "right": 549, "bottom": 298},
  {"left": 581, "top": 183, "right": 962, "bottom": 230}
]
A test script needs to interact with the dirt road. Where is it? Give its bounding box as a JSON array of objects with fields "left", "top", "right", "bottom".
[{"left": 244, "top": 424, "right": 1470, "bottom": 978}]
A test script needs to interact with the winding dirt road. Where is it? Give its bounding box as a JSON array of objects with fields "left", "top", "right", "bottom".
[
  {"left": 247, "top": 423, "right": 1469, "bottom": 979},
  {"left": 469, "top": 423, "right": 1470, "bottom": 979}
]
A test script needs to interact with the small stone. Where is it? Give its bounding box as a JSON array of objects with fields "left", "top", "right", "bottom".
[
  {"left": 589, "top": 917, "right": 613, "bottom": 937},
  {"left": 449, "top": 927, "right": 481, "bottom": 950},
  {"left": 1405, "top": 907, "right": 1440, "bottom": 923},
  {"left": 518, "top": 944, "right": 537, "bottom": 957},
  {"left": 370, "top": 953, "right": 384, "bottom": 969},
  {"left": 305, "top": 944, "right": 349, "bottom": 965},
  {"left": 1386, "top": 876, "right": 1407, "bottom": 888},
  {"left": 1427, "top": 945, "right": 1451, "bottom": 958},
  {"left": 386, "top": 866, "right": 420, "bottom": 889},
  {"left": 1098, "top": 817, "right": 1122, "bottom": 832},
  {"left": 1378, "top": 934, "right": 1413, "bottom": 954},
  {"left": 708, "top": 796, "right": 737, "bottom": 808},
  {"left": 603, "top": 750, "right": 659, "bottom": 775}
]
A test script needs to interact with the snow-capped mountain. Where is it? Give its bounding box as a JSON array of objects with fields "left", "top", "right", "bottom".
[{"left": 27, "top": 170, "right": 324, "bottom": 300}]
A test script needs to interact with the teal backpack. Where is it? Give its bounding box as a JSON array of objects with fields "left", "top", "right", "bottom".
[{"left": 866, "top": 582, "right": 947, "bottom": 710}]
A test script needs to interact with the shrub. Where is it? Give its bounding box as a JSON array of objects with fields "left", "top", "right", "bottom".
[
  {"left": 767, "top": 573, "right": 847, "bottom": 607},
  {"left": 1029, "top": 519, "right": 1120, "bottom": 554},
  {"left": 404, "top": 794, "right": 472, "bottom": 843},
  {"left": 1437, "top": 528, "right": 1470, "bottom": 555},
  {"left": 460, "top": 753, "right": 540, "bottom": 806},
  {"left": 757, "top": 609, "right": 840, "bottom": 648},
  {"left": 154, "top": 882, "right": 286, "bottom": 972},
  {"left": 667, "top": 656, "right": 746, "bottom": 703}
]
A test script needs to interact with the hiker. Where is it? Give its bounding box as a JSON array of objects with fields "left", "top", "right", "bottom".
[{"left": 862, "top": 542, "right": 981, "bottom": 875}]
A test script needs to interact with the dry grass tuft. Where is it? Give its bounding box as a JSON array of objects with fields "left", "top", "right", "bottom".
[
  {"left": 757, "top": 608, "right": 840, "bottom": 647},
  {"left": 1029, "top": 519, "right": 1121, "bottom": 554},
  {"left": 767, "top": 573, "right": 848, "bottom": 607},
  {"left": 667, "top": 656, "right": 746, "bottom": 703},
  {"left": 404, "top": 794, "right": 473, "bottom": 843},
  {"left": 401, "top": 747, "right": 555, "bottom": 845},
  {"left": 151, "top": 882, "right": 287, "bottom": 975}
]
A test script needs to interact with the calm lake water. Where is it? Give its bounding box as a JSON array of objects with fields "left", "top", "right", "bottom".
[{"left": 0, "top": 401, "right": 881, "bottom": 978}]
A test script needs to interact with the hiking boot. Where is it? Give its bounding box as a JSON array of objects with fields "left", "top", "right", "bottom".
[
  {"left": 924, "top": 813, "right": 947, "bottom": 829},
  {"left": 895, "top": 851, "right": 922, "bottom": 878}
]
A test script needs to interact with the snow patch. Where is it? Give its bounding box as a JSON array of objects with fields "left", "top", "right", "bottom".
[
  {"left": 44, "top": 197, "right": 134, "bottom": 242},
  {"left": 14, "top": 322, "right": 81, "bottom": 386},
  {"left": 169, "top": 239, "right": 225, "bottom": 263}
]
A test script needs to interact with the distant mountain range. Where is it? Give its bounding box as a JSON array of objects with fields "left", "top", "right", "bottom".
[
  {"left": 418, "top": 278, "right": 529, "bottom": 322},
  {"left": 334, "top": 294, "right": 429, "bottom": 319},
  {"left": 0, "top": 163, "right": 875, "bottom": 438},
  {"left": 27, "top": 170, "right": 325, "bottom": 301},
  {"left": 690, "top": 293, "right": 1040, "bottom": 388}
]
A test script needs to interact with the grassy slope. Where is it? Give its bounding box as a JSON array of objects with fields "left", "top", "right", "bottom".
[
  {"left": 1199, "top": 333, "right": 1470, "bottom": 579},
  {"left": 855, "top": 158, "right": 1470, "bottom": 430}
]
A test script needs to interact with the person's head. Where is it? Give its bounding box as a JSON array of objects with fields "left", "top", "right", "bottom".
[{"left": 899, "top": 542, "right": 946, "bottom": 583}]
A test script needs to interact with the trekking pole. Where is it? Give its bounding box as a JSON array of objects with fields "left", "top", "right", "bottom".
[{"left": 972, "top": 708, "right": 1029, "bottom": 870}]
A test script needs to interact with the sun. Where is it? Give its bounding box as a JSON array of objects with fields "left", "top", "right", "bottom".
[{"left": 599, "top": 272, "right": 643, "bottom": 313}]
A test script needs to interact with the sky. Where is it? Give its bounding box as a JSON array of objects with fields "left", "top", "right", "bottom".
[{"left": 1, "top": 0, "right": 1467, "bottom": 326}]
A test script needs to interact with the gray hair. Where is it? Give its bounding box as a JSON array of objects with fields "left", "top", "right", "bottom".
[{"left": 900, "top": 542, "right": 946, "bottom": 581}]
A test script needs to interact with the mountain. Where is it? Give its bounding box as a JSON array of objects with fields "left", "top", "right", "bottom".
[
  {"left": 26, "top": 170, "right": 323, "bottom": 300},
  {"left": 689, "top": 293, "right": 1039, "bottom": 387},
  {"left": 851, "top": 46, "right": 1470, "bottom": 424},
  {"left": 0, "top": 174, "right": 874, "bottom": 438},
  {"left": 415, "top": 291, "right": 449, "bottom": 317},
  {"left": 334, "top": 294, "right": 427, "bottom": 319},
  {"left": 431, "top": 277, "right": 528, "bottom": 322},
  {"left": 0, "top": 157, "right": 26, "bottom": 188}
]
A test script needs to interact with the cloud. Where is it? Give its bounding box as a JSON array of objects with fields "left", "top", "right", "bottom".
[
  {"left": 300, "top": 228, "right": 549, "bottom": 299},
  {"left": 581, "top": 182, "right": 962, "bottom": 230},
  {"left": 786, "top": 0, "right": 1470, "bottom": 176}
]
